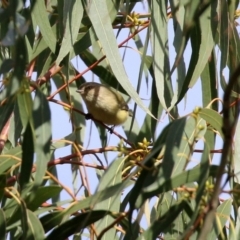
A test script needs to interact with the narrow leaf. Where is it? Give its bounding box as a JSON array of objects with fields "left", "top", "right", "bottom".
[
  {"left": 85, "top": 0, "right": 155, "bottom": 118},
  {"left": 0, "top": 209, "right": 6, "bottom": 240},
  {"left": 26, "top": 209, "right": 45, "bottom": 240},
  {"left": 137, "top": 165, "right": 218, "bottom": 208},
  {"left": 0, "top": 97, "right": 14, "bottom": 133},
  {"left": 31, "top": 0, "right": 57, "bottom": 53},
  {"left": 65, "top": 180, "right": 132, "bottom": 216},
  {"left": 189, "top": 4, "right": 215, "bottom": 88},
  {"left": 198, "top": 108, "right": 223, "bottom": 138},
  {"left": 17, "top": 83, "right": 33, "bottom": 131},
  {"left": 138, "top": 200, "right": 189, "bottom": 240},
  {"left": 46, "top": 210, "right": 110, "bottom": 240},
  {"left": 201, "top": 51, "right": 218, "bottom": 111},
  {"left": 56, "top": 0, "right": 83, "bottom": 65},
  {"left": 33, "top": 89, "right": 51, "bottom": 186},
  {"left": 26, "top": 186, "right": 62, "bottom": 211},
  {"left": 233, "top": 120, "right": 240, "bottom": 183},
  {"left": 209, "top": 199, "right": 232, "bottom": 239},
  {"left": 19, "top": 122, "right": 34, "bottom": 190},
  {"left": 0, "top": 146, "right": 22, "bottom": 174},
  {"left": 150, "top": 0, "right": 168, "bottom": 110},
  {"left": 40, "top": 211, "right": 64, "bottom": 233},
  {"left": 94, "top": 158, "right": 123, "bottom": 239}
]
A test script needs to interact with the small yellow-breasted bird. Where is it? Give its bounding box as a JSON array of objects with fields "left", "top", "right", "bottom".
[{"left": 76, "top": 82, "right": 132, "bottom": 125}]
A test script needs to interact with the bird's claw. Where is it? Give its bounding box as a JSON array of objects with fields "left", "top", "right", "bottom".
[
  {"left": 85, "top": 113, "right": 92, "bottom": 120},
  {"left": 108, "top": 125, "right": 115, "bottom": 134}
]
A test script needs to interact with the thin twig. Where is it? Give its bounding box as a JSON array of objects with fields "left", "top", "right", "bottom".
[{"left": 97, "top": 212, "right": 128, "bottom": 240}]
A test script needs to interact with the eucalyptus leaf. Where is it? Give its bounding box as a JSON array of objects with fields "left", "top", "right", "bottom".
[{"left": 85, "top": 0, "right": 155, "bottom": 118}]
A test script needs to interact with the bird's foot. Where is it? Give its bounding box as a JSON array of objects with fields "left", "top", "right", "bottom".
[
  {"left": 85, "top": 113, "right": 92, "bottom": 120},
  {"left": 108, "top": 125, "right": 115, "bottom": 134}
]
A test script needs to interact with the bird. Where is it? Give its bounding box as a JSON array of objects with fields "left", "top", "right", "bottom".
[{"left": 76, "top": 82, "right": 132, "bottom": 126}]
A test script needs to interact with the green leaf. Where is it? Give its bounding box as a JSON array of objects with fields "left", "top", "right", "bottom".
[
  {"left": 79, "top": 49, "right": 127, "bottom": 95},
  {"left": 17, "top": 84, "right": 33, "bottom": 131},
  {"left": 40, "top": 211, "right": 64, "bottom": 233},
  {"left": 157, "top": 192, "right": 177, "bottom": 218},
  {"left": 137, "top": 200, "right": 190, "bottom": 240},
  {"left": 180, "top": 144, "right": 211, "bottom": 239},
  {"left": 86, "top": 0, "right": 154, "bottom": 118},
  {"left": 30, "top": 22, "right": 58, "bottom": 64},
  {"left": 94, "top": 158, "right": 123, "bottom": 239},
  {"left": 8, "top": 102, "right": 23, "bottom": 147},
  {"left": 12, "top": 36, "right": 27, "bottom": 86},
  {"left": 219, "top": 0, "right": 228, "bottom": 91},
  {"left": 51, "top": 132, "right": 77, "bottom": 150},
  {"left": 25, "top": 209, "right": 45, "bottom": 240},
  {"left": 195, "top": 144, "right": 211, "bottom": 203},
  {"left": 26, "top": 186, "right": 62, "bottom": 211},
  {"left": 229, "top": 213, "right": 238, "bottom": 240},
  {"left": 177, "top": 20, "right": 201, "bottom": 104},
  {"left": 4, "top": 185, "right": 33, "bottom": 227},
  {"left": 105, "top": 0, "right": 120, "bottom": 22},
  {"left": 31, "top": 0, "right": 57, "bottom": 53},
  {"left": 209, "top": 199, "right": 232, "bottom": 239},
  {"left": 39, "top": 53, "right": 56, "bottom": 79},
  {"left": 233, "top": 120, "right": 240, "bottom": 183},
  {"left": 56, "top": 0, "right": 83, "bottom": 65},
  {"left": 48, "top": 163, "right": 61, "bottom": 204},
  {"left": 0, "top": 96, "right": 14, "bottom": 133},
  {"left": 0, "top": 59, "right": 14, "bottom": 74},
  {"left": 128, "top": 123, "right": 171, "bottom": 223},
  {"left": 174, "top": 1, "right": 215, "bottom": 103},
  {"left": 31, "top": 36, "right": 48, "bottom": 61},
  {"left": 150, "top": 0, "right": 170, "bottom": 111},
  {"left": 19, "top": 122, "right": 34, "bottom": 190},
  {"left": 201, "top": 50, "right": 218, "bottom": 111},
  {"left": 198, "top": 108, "right": 223, "bottom": 138},
  {"left": 25, "top": 35, "right": 33, "bottom": 61},
  {"left": 3, "top": 198, "right": 19, "bottom": 224},
  {"left": 73, "top": 28, "right": 98, "bottom": 55},
  {"left": 161, "top": 117, "right": 196, "bottom": 177},
  {"left": 46, "top": 210, "right": 110, "bottom": 240},
  {"left": 0, "top": 209, "right": 6, "bottom": 240},
  {"left": 137, "top": 165, "right": 218, "bottom": 209},
  {"left": 65, "top": 180, "right": 132, "bottom": 216},
  {"left": 33, "top": 88, "right": 51, "bottom": 186},
  {"left": 0, "top": 175, "right": 6, "bottom": 202},
  {"left": 150, "top": 192, "right": 178, "bottom": 235},
  {"left": 19, "top": 199, "right": 29, "bottom": 240},
  {"left": 0, "top": 146, "right": 22, "bottom": 174},
  {"left": 229, "top": 25, "right": 240, "bottom": 94},
  {"left": 136, "top": 115, "right": 206, "bottom": 204},
  {"left": 34, "top": 199, "right": 71, "bottom": 216},
  {"left": 128, "top": 35, "right": 155, "bottom": 142},
  {"left": 170, "top": 2, "right": 186, "bottom": 103},
  {"left": 188, "top": 3, "right": 216, "bottom": 88}
]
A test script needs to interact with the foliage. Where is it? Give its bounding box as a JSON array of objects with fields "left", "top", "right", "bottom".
[{"left": 0, "top": 0, "right": 240, "bottom": 239}]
